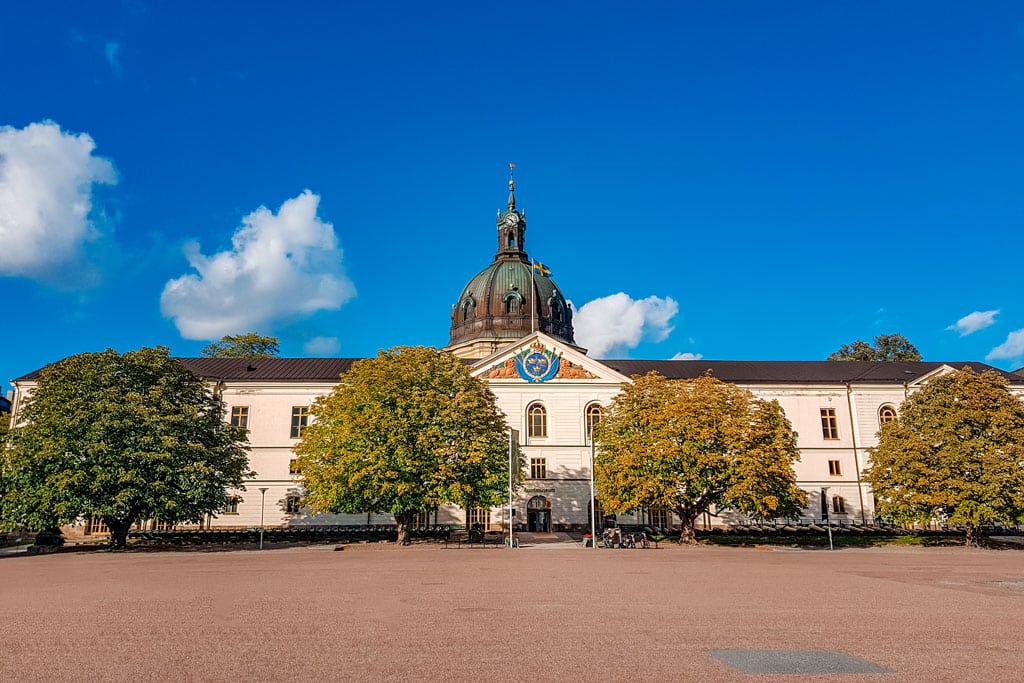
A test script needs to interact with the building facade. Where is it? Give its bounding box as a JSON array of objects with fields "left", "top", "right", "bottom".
[{"left": 10, "top": 179, "right": 1024, "bottom": 535}]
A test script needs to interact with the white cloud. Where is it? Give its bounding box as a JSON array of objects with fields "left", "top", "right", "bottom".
[
  {"left": 161, "top": 190, "right": 355, "bottom": 339},
  {"left": 671, "top": 352, "right": 703, "bottom": 360},
  {"left": 574, "top": 292, "right": 678, "bottom": 358},
  {"left": 986, "top": 329, "right": 1024, "bottom": 361},
  {"left": 304, "top": 336, "right": 340, "bottom": 356},
  {"left": 0, "top": 120, "right": 117, "bottom": 285},
  {"left": 947, "top": 310, "right": 999, "bottom": 336}
]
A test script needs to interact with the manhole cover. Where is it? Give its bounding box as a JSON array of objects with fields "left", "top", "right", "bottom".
[{"left": 709, "top": 649, "right": 891, "bottom": 674}]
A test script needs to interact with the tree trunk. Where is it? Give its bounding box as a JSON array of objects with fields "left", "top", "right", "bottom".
[
  {"left": 964, "top": 523, "right": 980, "bottom": 548},
  {"left": 106, "top": 519, "right": 131, "bottom": 550},
  {"left": 677, "top": 513, "right": 698, "bottom": 545},
  {"left": 394, "top": 513, "right": 413, "bottom": 546}
]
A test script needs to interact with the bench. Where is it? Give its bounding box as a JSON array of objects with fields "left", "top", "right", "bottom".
[{"left": 443, "top": 530, "right": 508, "bottom": 548}]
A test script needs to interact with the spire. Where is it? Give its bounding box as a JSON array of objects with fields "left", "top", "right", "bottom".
[{"left": 507, "top": 162, "right": 516, "bottom": 211}]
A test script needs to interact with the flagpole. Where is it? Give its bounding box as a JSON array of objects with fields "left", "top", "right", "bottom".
[
  {"left": 531, "top": 260, "right": 536, "bottom": 335},
  {"left": 508, "top": 430, "right": 512, "bottom": 548}
]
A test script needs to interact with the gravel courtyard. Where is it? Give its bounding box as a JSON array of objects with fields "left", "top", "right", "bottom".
[{"left": 1, "top": 543, "right": 1021, "bottom": 682}]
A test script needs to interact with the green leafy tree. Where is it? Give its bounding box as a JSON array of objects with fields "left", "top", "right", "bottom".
[
  {"left": 595, "top": 372, "right": 807, "bottom": 544},
  {"left": 201, "top": 333, "right": 280, "bottom": 358},
  {"left": 294, "top": 346, "right": 513, "bottom": 545},
  {"left": 866, "top": 367, "right": 1024, "bottom": 546},
  {"left": 828, "top": 334, "right": 922, "bottom": 361},
  {"left": 0, "top": 347, "right": 251, "bottom": 548},
  {"left": 0, "top": 406, "right": 10, "bottom": 523}
]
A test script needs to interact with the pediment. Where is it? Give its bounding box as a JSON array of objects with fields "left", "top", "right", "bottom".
[
  {"left": 907, "top": 364, "right": 956, "bottom": 387},
  {"left": 470, "top": 332, "right": 630, "bottom": 384}
]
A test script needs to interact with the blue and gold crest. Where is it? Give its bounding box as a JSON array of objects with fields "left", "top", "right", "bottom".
[{"left": 514, "top": 342, "right": 560, "bottom": 382}]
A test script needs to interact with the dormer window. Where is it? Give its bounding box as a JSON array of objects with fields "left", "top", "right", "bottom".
[{"left": 503, "top": 291, "right": 523, "bottom": 315}]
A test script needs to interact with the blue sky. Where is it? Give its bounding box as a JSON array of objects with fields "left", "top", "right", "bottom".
[{"left": 3, "top": 2, "right": 1024, "bottom": 392}]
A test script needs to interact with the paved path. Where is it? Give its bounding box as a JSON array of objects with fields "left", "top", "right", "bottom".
[{"left": 1, "top": 544, "right": 1022, "bottom": 681}]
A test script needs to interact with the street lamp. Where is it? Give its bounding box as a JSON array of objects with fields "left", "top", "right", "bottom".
[
  {"left": 821, "top": 486, "right": 834, "bottom": 551},
  {"left": 589, "top": 438, "right": 596, "bottom": 550},
  {"left": 258, "top": 487, "right": 268, "bottom": 550}
]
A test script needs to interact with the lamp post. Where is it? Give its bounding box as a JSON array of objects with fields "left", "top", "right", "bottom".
[
  {"left": 821, "top": 486, "right": 834, "bottom": 551},
  {"left": 589, "top": 438, "right": 596, "bottom": 550},
  {"left": 258, "top": 487, "right": 268, "bottom": 550}
]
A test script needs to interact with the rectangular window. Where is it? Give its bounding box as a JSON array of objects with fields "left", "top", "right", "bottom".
[
  {"left": 828, "top": 460, "right": 842, "bottom": 476},
  {"left": 286, "top": 495, "right": 302, "bottom": 514},
  {"left": 820, "top": 408, "right": 839, "bottom": 440},
  {"left": 84, "top": 516, "right": 108, "bottom": 536},
  {"left": 647, "top": 509, "right": 669, "bottom": 529},
  {"left": 411, "top": 510, "right": 433, "bottom": 528},
  {"left": 230, "top": 406, "right": 249, "bottom": 428},
  {"left": 468, "top": 507, "right": 491, "bottom": 530},
  {"left": 289, "top": 459, "right": 301, "bottom": 475},
  {"left": 224, "top": 497, "right": 240, "bottom": 514},
  {"left": 530, "top": 457, "right": 547, "bottom": 480},
  {"left": 832, "top": 496, "right": 846, "bottom": 514},
  {"left": 290, "top": 406, "right": 310, "bottom": 438}
]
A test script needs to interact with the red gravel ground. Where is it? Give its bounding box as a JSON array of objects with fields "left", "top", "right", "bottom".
[{"left": 1, "top": 544, "right": 1022, "bottom": 682}]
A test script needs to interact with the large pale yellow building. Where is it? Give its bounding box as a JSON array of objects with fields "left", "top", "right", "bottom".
[{"left": 11, "top": 179, "right": 1024, "bottom": 535}]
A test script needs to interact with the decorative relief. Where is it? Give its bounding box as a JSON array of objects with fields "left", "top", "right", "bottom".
[
  {"left": 556, "top": 360, "right": 598, "bottom": 379},
  {"left": 481, "top": 341, "right": 570, "bottom": 383},
  {"left": 482, "top": 358, "right": 518, "bottom": 379}
]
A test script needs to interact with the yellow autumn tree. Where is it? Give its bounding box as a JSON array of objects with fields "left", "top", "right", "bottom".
[
  {"left": 867, "top": 367, "right": 1024, "bottom": 546},
  {"left": 595, "top": 372, "right": 806, "bottom": 544},
  {"left": 294, "top": 346, "right": 512, "bottom": 546}
]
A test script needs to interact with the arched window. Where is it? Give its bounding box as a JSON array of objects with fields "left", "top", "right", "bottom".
[
  {"left": 506, "top": 231, "right": 516, "bottom": 248},
  {"left": 585, "top": 403, "right": 602, "bottom": 442},
  {"left": 527, "top": 402, "right": 547, "bottom": 438},
  {"left": 461, "top": 297, "right": 475, "bottom": 321},
  {"left": 879, "top": 405, "right": 897, "bottom": 425},
  {"left": 503, "top": 291, "right": 522, "bottom": 315}
]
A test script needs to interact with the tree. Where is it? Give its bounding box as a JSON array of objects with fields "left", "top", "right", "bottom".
[
  {"left": 201, "top": 333, "right": 280, "bottom": 358},
  {"left": 294, "top": 346, "right": 512, "bottom": 545},
  {"left": 595, "top": 372, "right": 806, "bottom": 544},
  {"left": 866, "top": 367, "right": 1024, "bottom": 546},
  {"left": 828, "top": 334, "right": 922, "bottom": 361},
  {"left": 0, "top": 347, "right": 251, "bottom": 548}
]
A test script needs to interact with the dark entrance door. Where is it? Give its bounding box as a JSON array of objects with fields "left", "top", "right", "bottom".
[{"left": 527, "top": 496, "right": 551, "bottom": 532}]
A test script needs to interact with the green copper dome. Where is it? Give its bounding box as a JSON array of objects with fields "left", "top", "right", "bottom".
[{"left": 449, "top": 176, "right": 575, "bottom": 348}]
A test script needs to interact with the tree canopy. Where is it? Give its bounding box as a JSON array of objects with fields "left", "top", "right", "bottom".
[
  {"left": 866, "top": 366, "right": 1024, "bottom": 545},
  {"left": 201, "top": 333, "right": 280, "bottom": 358},
  {"left": 828, "top": 334, "right": 922, "bottom": 361},
  {"left": 595, "top": 372, "right": 807, "bottom": 543},
  {"left": 294, "top": 346, "right": 513, "bottom": 545},
  {"left": 0, "top": 347, "right": 251, "bottom": 548}
]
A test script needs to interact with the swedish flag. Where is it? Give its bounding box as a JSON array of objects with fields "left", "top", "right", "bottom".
[{"left": 533, "top": 260, "right": 551, "bottom": 277}]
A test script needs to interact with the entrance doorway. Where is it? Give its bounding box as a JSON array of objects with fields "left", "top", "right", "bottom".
[{"left": 527, "top": 496, "right": 551, "bottom": 532}]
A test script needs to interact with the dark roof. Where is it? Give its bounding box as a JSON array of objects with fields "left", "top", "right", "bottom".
[
  {"left": 14, "top": 357, "right": 1022, "bottom": 386},
  {"left": 597, "top": 360, "right": 1024, "bottom": 385},
  {"left": 14, "top": 357, "right": 361, "bottom": 383},
  {"left": 178, "top": 357, "right": 359, "bottom": 381}
]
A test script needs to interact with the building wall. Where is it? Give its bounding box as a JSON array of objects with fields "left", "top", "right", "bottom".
[{"left": 16, "top": 365, "right": 1021, "bottom": 534}]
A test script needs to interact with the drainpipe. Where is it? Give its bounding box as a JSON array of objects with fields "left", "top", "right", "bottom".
[{"left": 845, "top": 383, "right": 868, "bottom": 525}]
